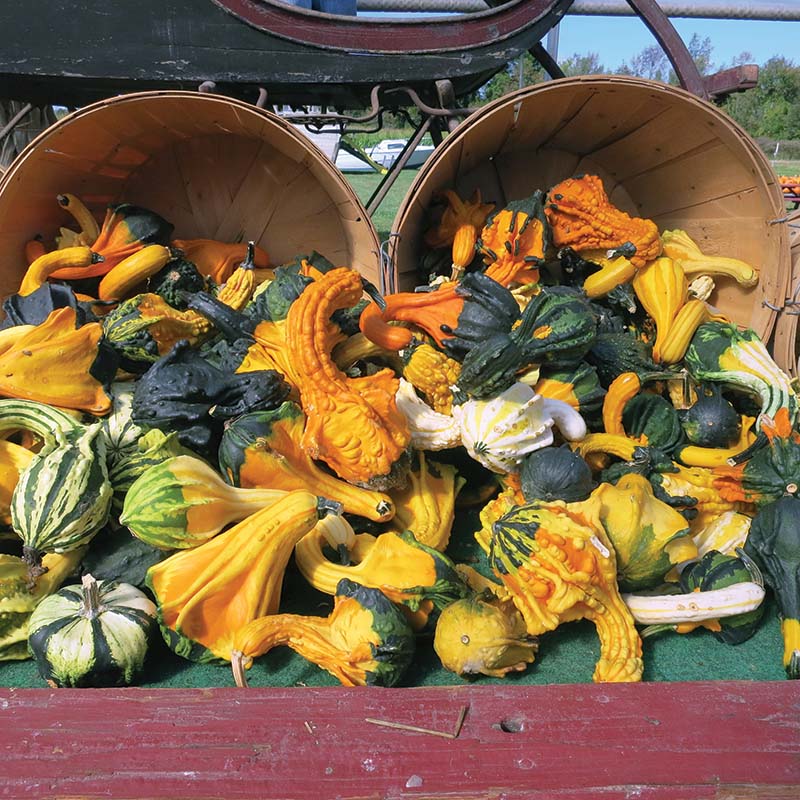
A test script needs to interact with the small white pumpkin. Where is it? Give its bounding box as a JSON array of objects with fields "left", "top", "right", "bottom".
[{"left": 452, "top": 382, "right": 586, "bottom": 474}]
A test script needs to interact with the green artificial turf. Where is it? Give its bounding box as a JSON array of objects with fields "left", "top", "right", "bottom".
[{"left": 0, "top": 508, "right": 786, "bottom": 689}]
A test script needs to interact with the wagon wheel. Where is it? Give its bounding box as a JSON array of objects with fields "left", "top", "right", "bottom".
[
  {"left": 531, "top": 0, "right": 757, "bottom": 101},
  {"left": 771, "top": 210, "right": 800, "bottom": 379}
]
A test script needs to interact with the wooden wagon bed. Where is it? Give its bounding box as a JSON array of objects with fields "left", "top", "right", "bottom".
[{"left": 0, "top": 0, "right": 571, "bottom": 108}]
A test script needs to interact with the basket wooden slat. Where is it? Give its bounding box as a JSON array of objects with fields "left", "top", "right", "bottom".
[{"left": 391, "top": 76, "right": 789, "bottom": 343}]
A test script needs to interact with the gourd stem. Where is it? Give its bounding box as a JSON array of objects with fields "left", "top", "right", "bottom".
[
  {"left": 231, "top": 650, "right": 249, "bottom": 688},
  {"left": 242, "top": 241, "right": 256, "bottom": 270},
  {"left": 81, "top": 573, "right": 102, "bottom": 619},
  {"left": 22, "top": 546, "right": 47, "bottom": 589}
]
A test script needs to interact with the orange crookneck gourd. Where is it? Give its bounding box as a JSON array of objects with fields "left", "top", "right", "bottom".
[
  {"left": 490, "top": 501, "right": 643, "bottom": 682},
  {"left": 294, "top": 514, "right": 468, "bottom": 631},
  {"left": 0, "top": 307, "right": 112, "bottom": 415},
  {"left": 230, "top": 578, "right": 416, "bottom": 688},
  {"left": 171, "top": 239, "right": 271, "bottom": 284},
  {"left": 424, "top": 188, "right": 496, "bottom": 276},
  {"left": 285, "top": 267, "right": 410, "bottom": 489},
  {"left": 360, "top": 193, "right": 548, "bottom": 352},
  {"left": 545, "top": 174, "right": 661, "bottom": 269},
  {"left": 0, "top": 439, "right": 34, "bottom": 527}
]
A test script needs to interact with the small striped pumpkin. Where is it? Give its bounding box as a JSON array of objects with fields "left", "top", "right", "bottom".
[{"left": 27, "top": 574, "right": 156, "bottom": 687}]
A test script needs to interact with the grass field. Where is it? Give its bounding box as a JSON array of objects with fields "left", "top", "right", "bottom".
[
  {"left": 343, "top": 168, "right": 420, "bottom": 242},
  {"left": 771, "top": 160, "right": 800, "bottom": 177}
]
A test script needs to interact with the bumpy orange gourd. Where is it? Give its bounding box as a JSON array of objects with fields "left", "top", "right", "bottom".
[
  {"left": 286, "top": 267, "right": 410, "bottom": 489},
  {"left": 546, "top": 175, "right": 661, "bottom": 268},
  {"left": 490, "top": 502, "right": 643, "bottom": 682}
]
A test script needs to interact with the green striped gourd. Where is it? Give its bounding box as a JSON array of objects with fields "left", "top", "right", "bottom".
[
  {"left": 0, "top": 399, "right": 112, "bottom": 573},
  {"left": 120, "top": 455, "right": 287, "bottom": 549},
  {"left": 27, "top": 573, "right": 156, "bottom": 687}
]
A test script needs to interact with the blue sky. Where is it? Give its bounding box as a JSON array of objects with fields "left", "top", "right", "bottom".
[{"left": 557, "top": 16, "right": 797, "bottom": 70}]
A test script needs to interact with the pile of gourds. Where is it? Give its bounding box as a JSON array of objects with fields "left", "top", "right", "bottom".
[{"left": 0, "top": 174, "right": 798, "bottom": 690}]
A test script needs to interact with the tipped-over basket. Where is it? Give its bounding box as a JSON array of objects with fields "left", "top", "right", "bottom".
[
  {"left": 390, "top": 75, "right": 789, "bottom": 345},
  {"left": 0, "top": 90, "right": 381, "bottom": 301}
]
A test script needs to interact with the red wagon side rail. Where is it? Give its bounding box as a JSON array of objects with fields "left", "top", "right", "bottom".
[{"left": 1, "top": 681, "right": 799, "bottom": 799}]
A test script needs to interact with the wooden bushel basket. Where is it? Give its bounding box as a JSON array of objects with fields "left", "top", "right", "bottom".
[
  {"left": 391, "top": 76, "right": 789, "bottom": 345},
  {"left": 0, "top": 90, "right": 381, "bottom": 300}
]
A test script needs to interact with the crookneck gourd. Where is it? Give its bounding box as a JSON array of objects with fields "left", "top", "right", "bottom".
[
  {"left": 660, "top": 229, "right": 759, "bottom": 287},
  {"left": 545, "top": 174, "right": 661, "bottom": 269},
  {"left": 231, "top": 578, "right": 416, "bottom": 688},
  {"left": 0, "top": 439, "right": 34, "bottom": 527},
  {"left": 424, "top": 188, "right": 495, "bottom": 276},
  {"left": 490, "top": 501, "right": 644, "bottom": 682},
  {"left": 0, "top": 549, "right": 85, "bottom": 661},
  {"left": 171, "top": 238, "right": 271, "bottom": 284},
  {"left": 294, "top": 515, "right": 469, "bottom": 631},
  {"left": 433, "top": 593, "right": 538, "bottom": 679},
  {"left": 147, "top": 490, "right": 342, "bottom": 662},
  {"left": 387, "top": 452, "right": 465, "bottom": 552},
  {"left": 285, "top": 267, "right": 410, "bottom": 489}
]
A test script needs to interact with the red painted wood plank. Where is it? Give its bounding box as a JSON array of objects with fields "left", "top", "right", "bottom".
[
  {"left": 1, "top": 681, "right": 798, "bottom": 799},
  {"left": 212, "top": 0, "right": 567, "bottom": 52}
]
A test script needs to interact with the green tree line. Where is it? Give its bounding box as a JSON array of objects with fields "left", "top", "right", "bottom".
[{"left": 472, "top": 35, "right": 800, "bottom": 143}]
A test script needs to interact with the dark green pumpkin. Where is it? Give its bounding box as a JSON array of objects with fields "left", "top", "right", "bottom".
[
  {"left": 27, "top": 574, "right": 156, "bottom": 687},
  {"left": 519, "top": 288, "right": 597, "bottom": 368},
  {"left": 680, "top": 386, "right": 741, "bottom": 448},
  {"left": 623, "top": 392, "right": 685, "bottom": 454},
  {"left": 679, "top": 550, "right": 764, "bottom": 644},
  {"left": 455, "top": 331, "right": 529, "bottom": 399},
  {"left": 586, "top": 330, "right": 658, "bottom": 388},
  {"left": 520, "top": 445, "right": 594, "bottom": 503}
]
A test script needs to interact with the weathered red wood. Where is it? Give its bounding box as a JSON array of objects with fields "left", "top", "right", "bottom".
[
  {"left": 1, "top": 681, "right": 798, "bottom": 798},
  {"left": 212, "top": 0, "right": 569, "bottom": 52}
]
